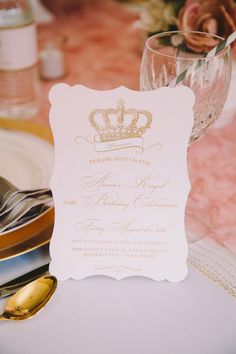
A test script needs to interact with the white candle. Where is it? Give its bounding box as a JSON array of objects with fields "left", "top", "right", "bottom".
[{"left": 39, "top": 46, "right": 65, "bottom": 80}]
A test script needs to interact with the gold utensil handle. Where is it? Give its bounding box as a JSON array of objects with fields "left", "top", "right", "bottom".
[{"left": 0, "top": 264, "right": 49, "bottom": 298}]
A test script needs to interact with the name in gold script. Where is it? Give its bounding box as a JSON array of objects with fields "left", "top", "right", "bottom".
[
  {"left": 130, "top": 174, "right": 169, "bottom": 195},
  {"left": 79, "top": 173, "right": 121, "bottom": 192}
]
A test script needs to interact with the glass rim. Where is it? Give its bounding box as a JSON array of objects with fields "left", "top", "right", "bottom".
[{"left": 145, "top": 30, "right": 230, "bottom": 61}]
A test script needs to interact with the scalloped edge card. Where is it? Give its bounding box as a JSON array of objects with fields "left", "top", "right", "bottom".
[{"left": 49, "top": 84, "right": 194, "bottom": 281}]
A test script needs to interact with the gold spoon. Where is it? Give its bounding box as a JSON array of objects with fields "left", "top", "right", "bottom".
[{"left": 0, "top": 275, "right": 57, "bottom": 321}]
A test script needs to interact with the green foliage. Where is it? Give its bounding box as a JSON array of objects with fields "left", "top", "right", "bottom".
[{"left": 170, "top": 0, "right": 186, "bottom": 15}]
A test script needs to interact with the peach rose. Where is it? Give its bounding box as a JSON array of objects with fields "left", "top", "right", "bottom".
[{"left": 178, "top": 0, "right": 236, "bottom": 52}]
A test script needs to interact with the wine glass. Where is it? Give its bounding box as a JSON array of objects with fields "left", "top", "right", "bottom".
[{"left": 140, "top": 31, "right": 232, "bottom": 144}]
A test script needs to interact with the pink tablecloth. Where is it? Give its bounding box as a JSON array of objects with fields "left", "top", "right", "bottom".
[{"left": 35, "top": 0, "right": 236, "bottom": 256}]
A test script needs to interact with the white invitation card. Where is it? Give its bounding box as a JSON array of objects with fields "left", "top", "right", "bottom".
[{"left": 49, "top": 84, "right": 194, "bottom": 281}]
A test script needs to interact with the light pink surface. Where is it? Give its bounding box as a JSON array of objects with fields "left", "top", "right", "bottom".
[
  {"left": 187, "top": 119, "right": 236, "bottom": 254},
  {"left": 35, "top": 0, "right": 236, "bottom": 255},
  {"left": 36, "top": 0, "right": 144, "bottom": 122}
]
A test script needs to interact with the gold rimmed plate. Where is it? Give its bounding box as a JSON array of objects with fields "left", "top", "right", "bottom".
[{"left": 0, "top": 118, "right": 54, "bottom": 261}]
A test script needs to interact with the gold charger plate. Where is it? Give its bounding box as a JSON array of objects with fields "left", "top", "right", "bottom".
[{"left": 0, "top": 118, "right": 54, "bottom": 261}]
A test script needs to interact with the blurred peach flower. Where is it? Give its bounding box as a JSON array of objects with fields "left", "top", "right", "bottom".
[{"left": 178, "top": 0, "right": 236, "bottom": 52}]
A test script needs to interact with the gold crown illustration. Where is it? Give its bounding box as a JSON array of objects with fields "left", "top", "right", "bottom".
[{"left": 89, "top": 99, "right": 152, "bottom": 142}]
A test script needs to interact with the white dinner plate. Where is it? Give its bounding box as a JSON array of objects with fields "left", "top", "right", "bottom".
[{"left": 0, "top": 128, "right": 54, "bottom": 189}]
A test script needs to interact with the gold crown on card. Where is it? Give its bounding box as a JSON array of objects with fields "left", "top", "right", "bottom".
[{"left": 89, "top": 99, "right": 152, "bottom": 142}]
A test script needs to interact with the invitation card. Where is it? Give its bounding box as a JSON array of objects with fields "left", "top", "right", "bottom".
[{"left": 49, "top": 84, "right": 194, "bottom": 281}]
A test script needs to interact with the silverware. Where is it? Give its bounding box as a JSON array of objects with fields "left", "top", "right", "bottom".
[
  {"left": 0, "top": 188, "right": 51, "bottom": 217},
  {"left": 0, "top": 176, "right": 51, "bottom": 212},
  {"left": 0, "top": 263, "right": 50, "bottom": 298},
  {"left": 0, "top": 177, "right": 18, "bottom": 210},
  {"left": 0, "top": 194, "right": 52, "bottom": 232},
  {"left": 0, "top": 275, "right": 57, "bottom": 321}
]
